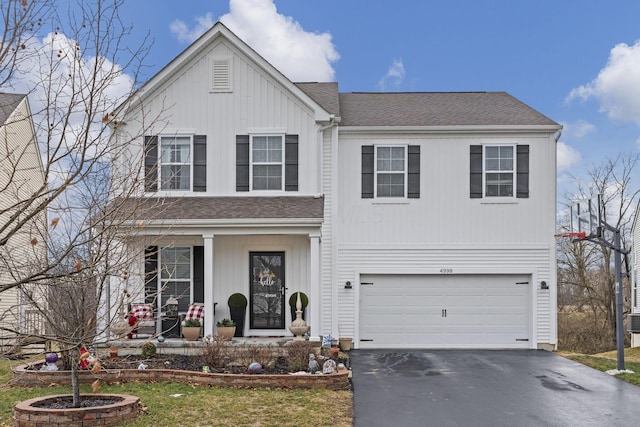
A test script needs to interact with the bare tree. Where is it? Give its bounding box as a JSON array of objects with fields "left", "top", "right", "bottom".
[
  {"left": 557, "top": 154, "right": 639, "bottom": 352},
  {"left": 0, "top": 0, "right": 167, "bottom": 407}
]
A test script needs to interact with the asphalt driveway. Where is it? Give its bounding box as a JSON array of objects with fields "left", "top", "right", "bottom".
[{"left": 351, "top": 350, "right": 640, "bottom": 427}]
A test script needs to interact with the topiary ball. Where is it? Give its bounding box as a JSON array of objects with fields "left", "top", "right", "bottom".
[
  {"left": 45, "top": 352, "right": 58, "bottom": 364},
  {"left": 248, "top": 362, "right": 262, "bottom": 374}
]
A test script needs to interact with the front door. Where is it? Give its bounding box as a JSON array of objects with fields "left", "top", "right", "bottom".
[{"left": 249, "top": 252, "right": 285, "bottom": 329}]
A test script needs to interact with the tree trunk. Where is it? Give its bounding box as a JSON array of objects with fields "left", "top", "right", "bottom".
[{"left": 71, "top": 349, "right": 80, "bottom": 408}]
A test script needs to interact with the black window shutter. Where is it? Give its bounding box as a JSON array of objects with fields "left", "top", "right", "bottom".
[
  {"left": 236, "top": 135, "right": 250, "bottom": 191},
  {"left": 470, "top": 145, "right": 483, "bottom": 198},
  {"left": 144, "top": 136, "right": 158, "bottom": 192},
  {"left": 144, "top": 246, "right": 158, "bottom": 306},
  {"left": 193, "top": 135, "right": 207, "bottom": 192},
  {"left": 193, "top": 246, "right": 204, "bottom": 303},
  {"left": 285, "top": 135, "right": 299, "bottom": 191},
  {"left": 407, "top": 145, "right": 420, "bottom": 198},
  {"left": 362, "top": 145, "right": 374, "bottom": 198},
  {"left": 516, "top": 145, "right": 529, "bottom": 198}
]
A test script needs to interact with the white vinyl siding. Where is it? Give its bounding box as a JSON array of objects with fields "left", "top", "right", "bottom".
[{"left": 159, "top": 136, "right": 192, "bottom": 191}]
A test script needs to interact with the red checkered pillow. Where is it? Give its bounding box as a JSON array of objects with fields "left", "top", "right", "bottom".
[
  {"left": 130, "top": 303, "right": 153, "bottom": 319},
  {"left": 185, "top": 303, "right": 204, "bottom": 320}
]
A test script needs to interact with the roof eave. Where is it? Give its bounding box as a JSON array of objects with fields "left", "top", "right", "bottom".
[{"left": 338, "top": 124, "right": 563, "bottom": 135}]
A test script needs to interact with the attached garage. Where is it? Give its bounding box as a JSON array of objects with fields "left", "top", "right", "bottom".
[{"left": 359, "top": 274, "right": 532, "bottom": 349}]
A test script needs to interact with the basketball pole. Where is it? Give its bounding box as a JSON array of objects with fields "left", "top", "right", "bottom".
[{"left": 589, "top": 222, "right": 626, "bottom": 371}]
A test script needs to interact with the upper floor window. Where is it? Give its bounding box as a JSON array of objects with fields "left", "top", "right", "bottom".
[
  {"left": 160, "top": 136, "right": 192, "bottom": 191},
  {"left": 362, "top": 145, "right": 420, "bottom": 199},
  {"left": 376, "top": 146, "right": 406, "bottom": 197},
  {"left": 470, "top": 144, "right": 528, "bottom": 199},
  {"left": 236, "top": 134, "right": 298, "bottom": 192},
  {"left": 145, "top": 134, "right": 207, "bottom": 193},
  {"left": 484, "top": 145, "right": 514, "bottom": 197},
  {"left": 251, "top": 135, "right": 283, "bottom": 190}
]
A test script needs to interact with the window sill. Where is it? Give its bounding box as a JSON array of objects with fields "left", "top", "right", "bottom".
[
  {"left": 479, "top": 198, "right": 519, "bottom": 205},
  {"left": 371, "top": 198, "right": 410, "bottom": 205}
]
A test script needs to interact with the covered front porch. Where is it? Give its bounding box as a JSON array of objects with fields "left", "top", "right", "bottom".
[{"left": 104, "top": 196, "right": 324, "bottom": 343}]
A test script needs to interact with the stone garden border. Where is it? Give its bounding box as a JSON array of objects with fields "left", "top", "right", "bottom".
[
  {"left": 11, "top": 362, "right": 352, "bottom": 390},
  {"left": 13, "top": 394, "right": 140, "bottom": 427}
]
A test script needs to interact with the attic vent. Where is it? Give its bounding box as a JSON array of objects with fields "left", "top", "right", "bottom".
[{"left": 210, "top": 58, "right": 232, "bottom": 92}]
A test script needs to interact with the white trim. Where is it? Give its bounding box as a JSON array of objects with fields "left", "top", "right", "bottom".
[
  {"left": 203, "top": 235, "right": 215, "bottom": 336},
  {"left": 249, "top": 134, "right": 285, "bottom": 191},
  {"left": 158, "top": 134, "right": 194, "bottom": 192},
  {"left": 482, "top": 143, "right": 516, "bottom": 198},
  {"left": 374, "top": 145, "right": 408, "bottom": 198},
  {"left": 339, "top": 124, "right": 562, "bottom": 135}
]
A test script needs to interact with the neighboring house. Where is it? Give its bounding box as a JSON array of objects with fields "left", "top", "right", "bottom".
[
  {"left": 105, "top": 22, "right": 561, "bottom": 349},
  {"left": 631, "top": 203, "right": 640, "bottom": 347},
  {"left": 0, "top": 93, "right": 47, "bottom": 349}
]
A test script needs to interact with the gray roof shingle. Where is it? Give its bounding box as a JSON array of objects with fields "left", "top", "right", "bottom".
[
  {"left": 116, "top": 196, "right": 324, "bottom": 222},
  {"left": 295, "top": 82, "right": 340, "bottom": 116},
  {"left": 337, "top": 91, "right": 558, "bottom": 127},
  {"left": 0, "top": 93, "right": 26, "bottom": 126}
]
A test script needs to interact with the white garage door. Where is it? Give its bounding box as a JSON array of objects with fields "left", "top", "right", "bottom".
[{"left": 359, "top": 274, "right": 531, "bottom": 349}]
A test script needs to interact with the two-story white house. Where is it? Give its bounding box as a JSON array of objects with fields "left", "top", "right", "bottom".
[
  {"left": 631, "top": 203, "right": 640, "bottom": 347},
  {"left": 0, "top": 93, "right": 47, "bottom": 349},
  {"left": 106, "top": 22, "right": 561, "bottom": 350}
]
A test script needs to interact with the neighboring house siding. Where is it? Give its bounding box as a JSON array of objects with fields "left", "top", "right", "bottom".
[
  {"left": 321, "top": 127, "right": 336, "bottom": 335},
  {"left": 0, "top": 96, "right": 46, "bottom": 344}
]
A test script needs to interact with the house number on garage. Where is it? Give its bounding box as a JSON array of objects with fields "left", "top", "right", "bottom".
[{"left": 439, "top": 268, "right": 453, "bottom": 274}]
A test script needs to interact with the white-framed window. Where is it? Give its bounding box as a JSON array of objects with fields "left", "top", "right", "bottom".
[
  {"left": 250, "top": 135, "right": 284, "bottom": 191},
  {"left": 484, "top": 145, "right": 515, "bottom": 197},
  {"left": 159, "top": 135, "right": 192, "bottom": 191},
  {"left": 375, "top": 145, "right": 407, "bottom": 197},
  {"left": 159, "top": 247, "right": 192, "bottom": 313}
]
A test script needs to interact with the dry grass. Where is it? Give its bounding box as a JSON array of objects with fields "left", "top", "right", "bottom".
[{"left": 0, "top": 357, "right": 353, "bottom": 427}]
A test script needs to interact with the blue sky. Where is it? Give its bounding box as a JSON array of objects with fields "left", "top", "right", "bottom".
[{"left": 117, "top": 0, "right": 640, "bottom": 198}]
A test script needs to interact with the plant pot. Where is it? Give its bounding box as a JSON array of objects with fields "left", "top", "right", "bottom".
[
  {"left": 182, "top": 326, "right": 201, "bottom": 341},
  {"left": 217, "top": 326, "right": 236, "bottom": 340},
  {"left": 109, "top": 348, "right": 119, "bottom": 358},
  {"left": 229, "top": 307, "right": 245, "bottom": 337},
  {"left": 338, "top": 337, "right": 353, "bottom": 351}
]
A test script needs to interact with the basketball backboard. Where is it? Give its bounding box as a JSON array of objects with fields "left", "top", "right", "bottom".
[{"left": 570, "top": 195, "right": 601, "bottom": 238}]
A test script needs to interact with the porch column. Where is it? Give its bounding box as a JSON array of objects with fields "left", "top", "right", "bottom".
[
  {"left": 309, "top": 232, "right": 321, "bottom": 340},
  {"left": 203, "top": 233, "right": 215, "bottom": 337}
]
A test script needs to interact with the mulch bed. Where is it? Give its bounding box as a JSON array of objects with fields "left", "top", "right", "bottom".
[{"left": 100, "top": 354, "right": 292, "bottom": 374}]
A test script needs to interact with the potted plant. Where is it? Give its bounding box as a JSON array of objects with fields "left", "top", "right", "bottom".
[
  {"left": 289, "top": 291, "right": 308, "bottom": 321},
  {"left": 227, "top": 293, "right": 247, "bottom": 337},
  {"left": 216, "top": 318, "right": 236, "bottom": 340},
  {"left": 182, "top": 318, "right": 201, "bottom": 341}
]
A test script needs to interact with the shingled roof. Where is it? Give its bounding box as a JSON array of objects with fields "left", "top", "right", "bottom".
[
  {"left": 116, "top": 196, "right": 324, "bottom": 222},
  {"left": 338, "top": 92, "right": 558, "bottom": 127},
  {"left": 295, "top": 82, "right": 340, "bottom": 116},
  {"left": 0, "top": 93, "right": 25, "bottom": 126}
]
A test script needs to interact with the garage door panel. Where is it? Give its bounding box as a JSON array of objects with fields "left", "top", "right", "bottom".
[{"left": 360, "top": 274, "right": 530, "bottom": 349}]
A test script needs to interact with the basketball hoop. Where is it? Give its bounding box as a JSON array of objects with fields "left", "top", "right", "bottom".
[{"left": 554, "top": 231, "right": 587, "bottom": 240}]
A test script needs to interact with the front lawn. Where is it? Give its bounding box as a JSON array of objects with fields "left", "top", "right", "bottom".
[
  {"left": 0, "top": 357, "right": 353, "bottom": 426},
  {"left": 560, "top": 347, "right": 640, "bottom": 387}
]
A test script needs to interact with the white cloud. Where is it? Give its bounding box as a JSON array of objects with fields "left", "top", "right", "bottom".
[
  {"left": 566, "top": 40, "right": 640, "bottom": 125},
  {"left": 169, "top": 13, "right": 215, "bottom": 44},
  {"left": 562, "top": 120, "right": 596, "bottom": 138},
  {"left": 377, "top": 59, "right": 405, "bottom": 91},
  {"left": 169, "top": 0, "right": 339, "bottom": 82},
  {"left": 557, "top": 141, "right": 582, "bottom": 172}
]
